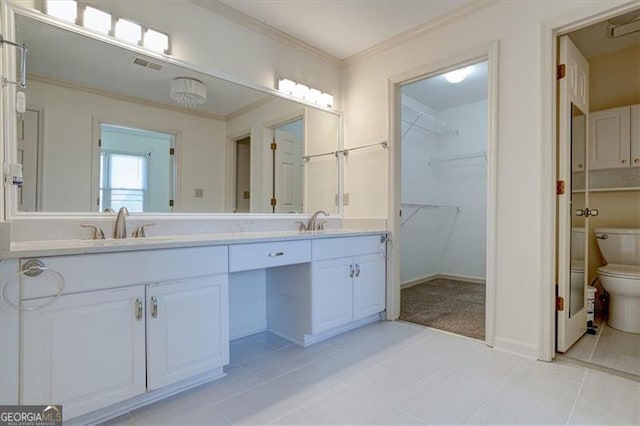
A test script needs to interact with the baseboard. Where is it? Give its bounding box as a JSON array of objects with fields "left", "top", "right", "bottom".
[
  {"left": 401, "top": 274, "right": 439, "bottom": 289},
  {"left": 230, "top": 325, "right": 267, "bottom": 340},
  {"left": 69, "top": 367, "right": 226, "bottom": 424},
  {"left": 493, "top": 336, "right": 538, "bottom": 360},
  {"left": 401, "top": 273, "right": 485, "bottom": 289},
  {"left": 302, "top": 313, "right": 384, "bottom": 346}
]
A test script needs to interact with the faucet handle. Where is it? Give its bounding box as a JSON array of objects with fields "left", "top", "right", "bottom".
[
  {"left": 317, "top": 221, "right": 327, "bottom": 231},
  {"left": 295, "top": 221, "right": 307, "bottom": 232},
  {"left": 81, "top": 224, "right": 106, "bottom": 240},
  {"left": 132, "top": 223, "right": 155, "bottom": 238}
]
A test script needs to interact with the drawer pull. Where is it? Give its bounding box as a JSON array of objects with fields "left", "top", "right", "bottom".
[
  {"left": 268, "top": 252, "right": 284, "bottom": 257},
  {"left": 350, "top": 264, "right": 354, "bottom": 278},
  {"left": 355, "top": 264, "right": 361, "bottom": 277}
]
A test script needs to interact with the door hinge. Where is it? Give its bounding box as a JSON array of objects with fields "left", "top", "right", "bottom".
[
  {"left": 556, "top": 180, "right": 565, "bottom": 195},
  {"left": 557, "top": 64, "right": 566, "bottom": 80},
  {"left": 98, "top": 138, "right": 102, "bottom": 147},
  {"left": 169, "top": 199, "right": 174, "bottom": 207},
  {"left": 270, "top": 198, "right": 277, "bottom": 207},
  {"left": 169, "top": 148, "right": 175, "bottom": 155},
  {"left": 96, "top": 197, "right": 99, "bottom": 206},
  {"left": 556, "top": 296, "right": 565, "bottom": 312},
  {"left": 270, "top": 141, "right": 277, "bottom": 151}
]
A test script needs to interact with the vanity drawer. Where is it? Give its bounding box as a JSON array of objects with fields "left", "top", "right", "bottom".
[
  {"left": 229, "top": 240, "right": 311, "bottom": 272},
  {"left": 19, "top": 246, "right": 228, "bottom": 300},
  {"left": 312, "top": 235, "right": 385, "bottom": 261}
]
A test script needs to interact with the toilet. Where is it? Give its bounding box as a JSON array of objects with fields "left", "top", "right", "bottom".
[{"left": 595, "top": 228, "right": 640, "bottom": 334}]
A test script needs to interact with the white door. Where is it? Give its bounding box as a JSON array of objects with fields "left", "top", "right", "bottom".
[
  {"left": 274, "top": 129, "right": 304, "bottom": 213},
  {"left": 311, "top": 257, "right": 353, "bottom": 333},
  {"left": 589, "top": 106, "right": 630, "bottom": 169},
  {"left": 21, "top": 286, "right": 146, "bottom": 420},
  {"left": 631, "top": 105, "right": 640, "bottom": 168},
  {"left": 17, "top": 108, "right": 40, "bottom": 211},
  {"left": 352, "top": 253, "right": 386, "bottom": 321},
  {"left": 146, "top": 275, "right": 229, "bottom": 390},
  {"left": 557, "top": 35, "right": 590, "bottom": 352}
]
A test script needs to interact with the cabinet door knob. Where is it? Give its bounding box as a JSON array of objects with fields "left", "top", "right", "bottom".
[
  {"left": 135, "top": 299, "right": 143, "bottom": 321},
  {"left": 349, "top": 264, "right": 354, "bottom": 278},
  {"left": 635, "top": 158, "right": 639, "bottom": 164},
  {"left": 151, "top": 296, "right": 158, "bottom": 318},
  {"left": 355, "top": 264, "right": 360, "bottom": 277},
  {"left": 622, "top": 159, "right": 627, "bottom": 164}
]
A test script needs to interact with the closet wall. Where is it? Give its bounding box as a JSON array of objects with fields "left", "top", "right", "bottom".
[{"left": 401, "top": 96, "right": 487, "bottom": 285}]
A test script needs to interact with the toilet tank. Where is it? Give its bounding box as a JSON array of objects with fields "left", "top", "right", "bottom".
[{"left": 595, "top": 228, "right": 640, "bottom": 266}]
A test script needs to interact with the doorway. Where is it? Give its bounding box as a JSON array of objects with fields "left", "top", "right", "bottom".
[
  {"left": 397, "top": 61, "right": 490, "bottom": 341},
  {"left": 234, "top": 136, "right": 251, "bottom": 213},
  {"left": 554, "top": 10, "right": 640, "bottom": 377}
]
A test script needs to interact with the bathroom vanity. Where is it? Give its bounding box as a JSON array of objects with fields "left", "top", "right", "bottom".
[{"left": 1, "top": 230, "right": 387, "bottom": 422}]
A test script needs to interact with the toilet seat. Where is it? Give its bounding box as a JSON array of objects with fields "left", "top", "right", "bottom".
[{"left": 598, "top": 264, "right": 640, "bottom": 280}]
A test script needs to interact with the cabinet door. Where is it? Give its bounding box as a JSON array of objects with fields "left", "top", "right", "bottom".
[
  {"left": 631, "top": 105, "right": 640, "bottom": 168},
  {"left": 589, "top": 106, "right": 630, "bottom": 169},
  {"left": 147, "top": 275, "right": 229, "bottom": 390},
  {"left": 22, "top": 286, "right": 146, "bottom": 420},
  {"left": 352, "top": 253, "right": 386, "bottom": 321},
  {"left": 311, "top": 258, "right": 353, "bottom": 333}
]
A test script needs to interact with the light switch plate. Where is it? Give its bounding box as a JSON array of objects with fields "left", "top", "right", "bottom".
[{"left": 194, "top": 188, "right": 204, "bottom": 198}]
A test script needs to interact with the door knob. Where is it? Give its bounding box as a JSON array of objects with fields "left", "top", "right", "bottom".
[{"left": 576, "top": 208, "right": 598, "bottom": 217}]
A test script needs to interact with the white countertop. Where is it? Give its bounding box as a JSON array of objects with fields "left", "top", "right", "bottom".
[{"left": 2, "top": 229, "right": 387, "bottom": 259}]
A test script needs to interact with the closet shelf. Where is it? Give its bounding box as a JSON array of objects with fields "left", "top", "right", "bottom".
[
  {"left": 400, "top": 202, "right": 460, "bottom": 226},
  {"left": 401, "top": 105, "right": 458, "bottom": 138},
  {"left": 428, "top": 151, "right": 486, "bottom": 166}
]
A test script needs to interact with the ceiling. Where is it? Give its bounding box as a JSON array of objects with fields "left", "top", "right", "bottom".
[
  {"left": 218, "top": 0, "right": 471, "bottom": 60},
  {"left": 569, "top": 8, "right": 640, "bottom": 58},
  {"left": 17, "top": 15, "right": 272, "bottom": 117},
  {"left": 402, "top": 61, "right": 488, "bottom": 111}
]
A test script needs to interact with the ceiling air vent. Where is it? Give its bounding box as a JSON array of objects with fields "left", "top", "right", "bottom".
[{"left": 133, "top": 57, "right": 162, "bottom": 71}]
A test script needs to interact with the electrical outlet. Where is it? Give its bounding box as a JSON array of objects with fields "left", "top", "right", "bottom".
[
  {"left": 194, "top": 188, "right": 204, "bottom": 198},
  {"left": 335, "top": 193, "right": 350, "bottom": 205},
  {"left": 243, "top": 191, "right": 250, "bottom": 199}
]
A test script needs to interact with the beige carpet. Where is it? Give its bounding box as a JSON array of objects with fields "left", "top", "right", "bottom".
[{"left": 400, "top": 278, "right": 485, "bottom": 340}]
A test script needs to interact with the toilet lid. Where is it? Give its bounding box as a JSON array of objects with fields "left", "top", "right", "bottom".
[{"left": 599, "top": 264, "right": 640, "bottom": 279}]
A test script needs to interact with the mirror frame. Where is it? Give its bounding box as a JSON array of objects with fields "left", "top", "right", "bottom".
[{"left": 1, "top": 2, "right": 344, "bottom": 221}]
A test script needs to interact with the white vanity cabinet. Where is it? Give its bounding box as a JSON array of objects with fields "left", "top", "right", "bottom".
[
  {"left": 147, "top": 275, "right": 229, "bottom": 390},
  {"left": 311, "top": 237, "right": 386, "bottom": 333},
  {"left": 21, "top": 286, "right": 147, "bottom": 420},
  {"left": 18, "top": 246, "right": 229, "bottom": 420},
  {"left": 589, "top": 105, "right": 636, "bottom": 170}
]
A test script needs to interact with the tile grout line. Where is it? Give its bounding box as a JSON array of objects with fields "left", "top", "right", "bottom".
[
  {"left": 565, "top": 367, "right": 589, "bottom": 426},
  {"left": 465, "top": 357, "right": 525, "bottom": 425}
]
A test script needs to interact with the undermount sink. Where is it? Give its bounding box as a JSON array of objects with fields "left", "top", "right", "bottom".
[{"left": 78, "top": 236, "right": 177, "bottom": 246}]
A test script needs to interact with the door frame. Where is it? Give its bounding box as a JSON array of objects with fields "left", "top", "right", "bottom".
[
  {"left": 387, "top": 41, "right": 499, "bottom": 346},
  {"left": 539, "top": 1, "right": 640, "bottom": 362}
]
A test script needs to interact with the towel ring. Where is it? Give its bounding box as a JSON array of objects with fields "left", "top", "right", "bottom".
[{"left": 2, "top": 260, "right": 65, "bottom": 311}]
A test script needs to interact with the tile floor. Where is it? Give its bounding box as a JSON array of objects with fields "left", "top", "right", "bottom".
[
  {"left": 104, "top": 321, "right": 639, "bottom": 425},
  {"left": 564, "top": 317, "right": 640, "bottom": 377}
]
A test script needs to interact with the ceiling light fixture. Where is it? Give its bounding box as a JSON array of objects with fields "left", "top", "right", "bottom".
[
  {"left": 277, "top": 77, "right": 334, "bottom": 108},
  {"left": 170, "top": 77, "right": 207, "bottom": 107},
  {"left": 144, "top": 29, "right": 170, "bottom": 53},
  {"left": 46, "top": 0, "right": 77, "bottom": 23},
  {"left": 444, "top": 66, "right": 470, "bottom": 84},
  {"left": 115, "top": 18, "right": 142, "bottom": 44},
  {"left": 83, "top": 5, "right": 111, "bottom": 34}
]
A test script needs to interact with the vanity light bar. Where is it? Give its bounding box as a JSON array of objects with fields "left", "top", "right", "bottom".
[
  {"left": 278, "top": 77, "right": 334, "bottom": 108},
  {"left": 43, "top": 1, "right": 171, "bottom": 55}
]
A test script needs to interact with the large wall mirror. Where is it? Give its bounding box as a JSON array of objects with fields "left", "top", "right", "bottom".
[{"left": 9, "top": 9, "right": 340, "bottom": 215}]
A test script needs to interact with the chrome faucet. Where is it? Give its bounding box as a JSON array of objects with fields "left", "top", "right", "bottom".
[
  {"left": 307, "top": 210, "right": 328, "bottom": 231},
  {"left": 113, "top": 207, "right": 129, "bottom": 239}
]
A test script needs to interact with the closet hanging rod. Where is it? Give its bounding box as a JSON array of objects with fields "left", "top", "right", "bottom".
[
  {"left": 428, "top": 151, "right": 486, "bottom": 166},
  {"left": 302, "top": 151, "right": 339, "bottom": 161}
]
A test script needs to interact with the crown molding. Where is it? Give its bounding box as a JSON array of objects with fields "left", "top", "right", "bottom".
[
  {"left": 28, "top": 74, "right": 227, "bottom": 121},
  {"left": 188, "top": 0, "right": 341, "bottom": 66},
  {"left": 342, "top": 1, "right": 500, "bottom": 69}
]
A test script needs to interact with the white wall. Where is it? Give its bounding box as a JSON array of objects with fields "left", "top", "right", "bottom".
[
  {"left": 26, "top": 80, "right": 227, "bottom": 212},
  {"left": 341, "top": 1, "right": 634, "bottom": 357},
  {"left": 400, "top": 98, "right": 486, "bottom": 283}
]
